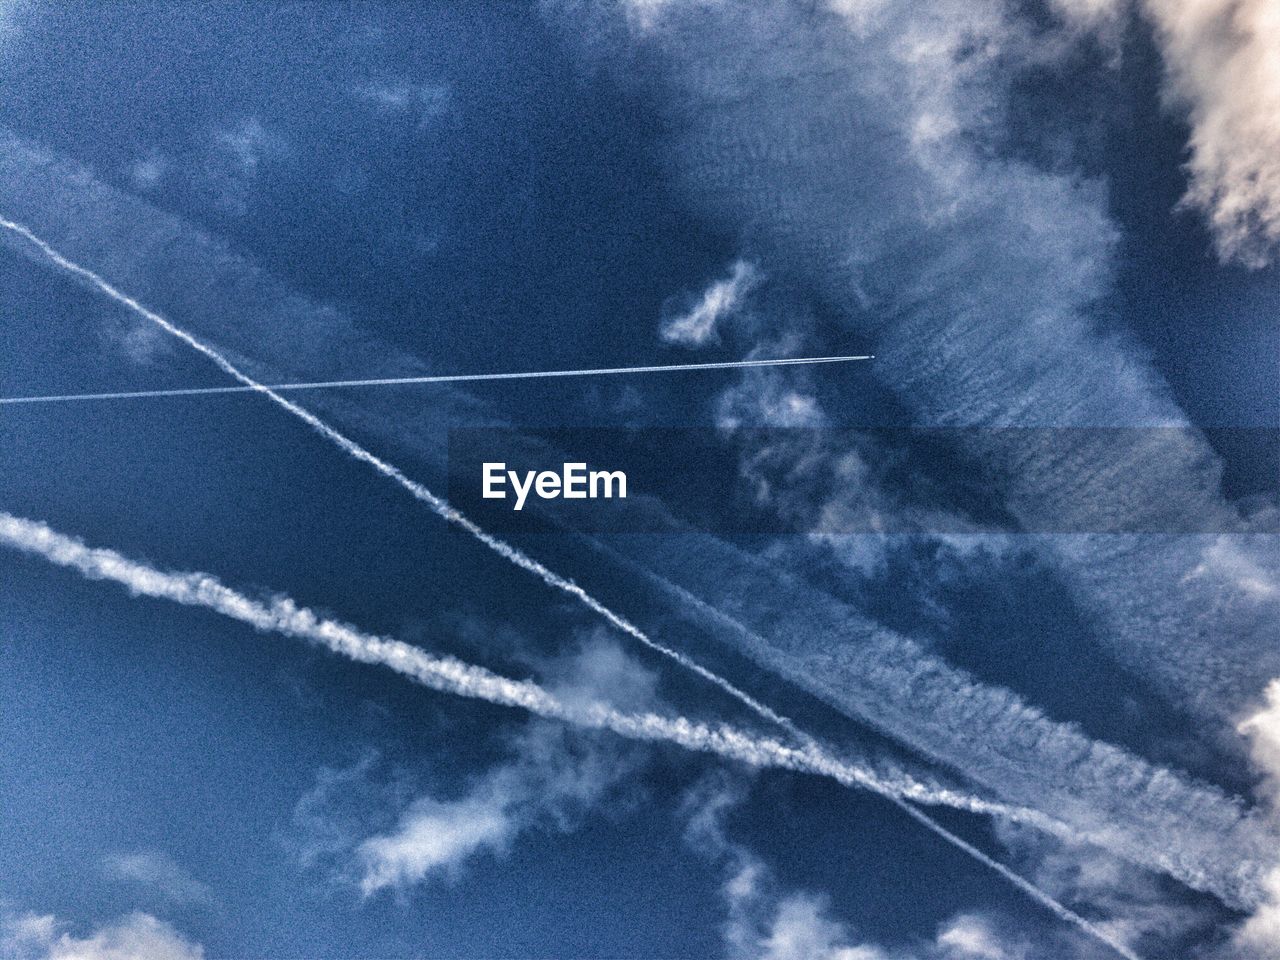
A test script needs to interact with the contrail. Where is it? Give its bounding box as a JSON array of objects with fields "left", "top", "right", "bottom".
[
  {"left": 0, "top": 214, "right": 803, "bottom": 737},
  {"left": 0, "top": 215, "right": 1141, "bottom": 957},
  {"left": 0, "top": 511, "right": 1142, "bottom": 960},
  {"left": 0, "top": 355, "right": 873, "bottom": 406},
  {"left": 0, "top": 212, "right": 880, "bottom": 792}
]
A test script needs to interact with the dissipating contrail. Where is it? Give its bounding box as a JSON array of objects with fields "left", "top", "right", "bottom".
[
  {"left": 0, "top": 214, "right": 1141, "bottom": 959},
  {"left": 0, "top": 212, "right": 849, "bottom": 749},
  {"left": 0, "top": 355, "right": 873, "bottom": 406},
  {"left": 0, "top": 510, "right": 1143, "bottom": 960}
]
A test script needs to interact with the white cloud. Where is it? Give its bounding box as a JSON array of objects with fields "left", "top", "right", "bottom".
[
  {"left": 937, "top": 914, "right": 1026, "bottom": 959},
  {"left": 356, "top": 792, "right": 513, "bottom": 894},
  {"left": 2, "top": 910, "right": 203, "bottom": 960},
  {"left": 1234, "top": 868, "right": 1280, "bottom": 958},
  {"left": 101, "top": 850, "right": 214, "bottom": 907},
  {"left": 660, "top": 259, "right": 761, "bottom": 348},
  {"left": 324, "top": 638, "right": 650, "bottom": 896},
  {"left": 353, "top": 719, "right": 638, "bottom": 894},
  {"left": 1239, "top": 678, "right": 1280, "bottom": 805},
  {"left": 754, "top": 895, "right": 887, "bottom": 960},
  {"left": 1049, "top": 0, "right": 1280, "bottom": 266},
  {"left": 1141, "top": 0, "right": 1280, "bottom": 267},
  {"left": 1231, "top": 681, "right": 1280, "bottom": 957}
]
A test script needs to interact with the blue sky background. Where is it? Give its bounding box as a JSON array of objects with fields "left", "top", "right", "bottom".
[{"left": 0, "top": 2, "right": 1277, "bottom": 959}]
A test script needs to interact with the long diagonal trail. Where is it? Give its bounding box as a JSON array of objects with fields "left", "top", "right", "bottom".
[
  {"left": 0, "top": 214, "right": 1141, "bottom": 959},
  {"left": 0, "top": 511, "right": 1142, "bottom": 960},
  {"left": 0, "top": 355, "right": 873, "bottom": 406}
]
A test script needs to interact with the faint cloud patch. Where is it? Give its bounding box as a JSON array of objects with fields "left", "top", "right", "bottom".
[
  {"left": 0, "top": 0, "right": 28, "bottom": 40},
  {"left": 715, "top": 370, "right": 826, "bottom": 431},
  {"left": 99, "top": 313, "right": 173, "bottom": 367},
  {"left": 351, "top": 80, "right": 451, "bottom": 129},
  {"left": 128, "top": 152, "right": 167, "bottom": 192},
  {"left": 204, "top": 117, "right": 287, "bottom": 215},
  {"left": 101, "top": 850, "right": 214, "bottom": 908},
  {"left": 994, "top": 819, "right": 1217, "bottom": 955},
  {"left": 1185, "top": 537, "right": 1278, "bottom": 600}
]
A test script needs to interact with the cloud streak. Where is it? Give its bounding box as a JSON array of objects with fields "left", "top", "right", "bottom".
[
  {"left": 0, "top": 211, "right": 813, "bottom": 752},
  {"left": 558, "top": 0, "right": 1280, "bottom": 725},
  {"left": 2, "top": 176, "right": 1271, "bottom": 924},
  {"left": 0, "top": 510, "right": 1044, "bottom": 824},
  {"left": 0, "top": 205, "right": 1144, "bottom": 952},
  {"left": 0, "top": 510, "right": 1140, "bottom": 958}
]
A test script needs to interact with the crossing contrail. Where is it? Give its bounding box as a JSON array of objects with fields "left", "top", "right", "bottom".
[
  {"left": 0, "top": 355, "right": 873, "bottom": 406},
  {"left": 0, "top": 213, "right": 821, "bottom": 741},
  {"left": 0, "top": 214, "right": 1142, "bottom": 958},
  {"left": 0, "top": 510, "right": 1143, "bottom": 960}
]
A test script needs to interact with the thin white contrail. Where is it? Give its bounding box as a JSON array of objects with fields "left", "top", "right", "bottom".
[
  {"left": 0, "top": 355, "right": 873, "bottom": 406},
  {"left": 0, "top": 216, "right": 1141, "bottom": 958},
  {"left": 0, "top": 215, "right": 814, "bottom": 752},
  {"left": 0, "top": 511, "right": 1141, "bottom": 960},
  {"left": 0, "top": 211, "right": 989, "bottom": 806}
]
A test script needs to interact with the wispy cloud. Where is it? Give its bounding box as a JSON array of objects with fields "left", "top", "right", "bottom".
[
  {"left": 101, "top": 851, "right": 213, "bottom": 908},
  {"left": 127, "top": 152, "right": 167, "bottom": 193},
  {"left": 660, "top": 259, "right": 761, "bottom": 348},
  {"left": 683, "top": 775, "right": 1039, "bottom": 960},
  {"left": 355, "top": 716, "right": 640, "bottom": 895},
  {"left": 556, "top": 0, "right": 1280, "bottom": 734},
  {"left": 351, "top": 80, "right": 450, "bottom": 129},
  {"left": 204, "top": 117, "right": 286, "bottom": 214},
  {"left": 343, "top": 641, "right": 651, "bottom": 895}
]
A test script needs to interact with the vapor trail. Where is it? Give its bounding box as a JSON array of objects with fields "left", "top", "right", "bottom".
[
  {"left": 0, "top": 511, "right": 1141, "bottom": 960},
  {"left": 0, "top": 214, "right": 797, "bottom": 735},
  {"left": 0, "top": 215, "right": 1141, "bottom": 956},
  {"left": 0, "top": 215, "right": 917, "bottom": 818},
  {"left": 0, "top": 355, "right": 873, "bottom": 406}
]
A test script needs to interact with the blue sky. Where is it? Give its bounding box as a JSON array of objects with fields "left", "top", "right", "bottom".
[{"left": 0, "top": 1, "right": 1278, "bottom": 958}]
